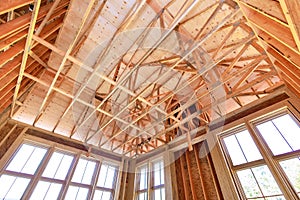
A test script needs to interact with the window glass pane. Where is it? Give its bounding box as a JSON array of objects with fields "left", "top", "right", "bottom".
[
  {"left": 252, "top": 165, "right": 283, "bottom": 196},
  {"left": 93, "top": 190, "right": 112, "bottom": 200},
  {"left": 138, "top": 192, "right": 147, "bottom": 200},
  {"left": 237, "top": 169, "right": 262, "bottom": 198},
  {"left": 42, "top": 152, "right": 73, "bottom": 180},
  {"left": 139, "top": 166, "right": 148, "bottom": 190},
  {"left": 0, "top": 175, "right": 30, "bottom": 200},
  {"left": 280, "top": 158, "right": 300, "bottom": 193},
  {"left": 65, "top": 186, "right": 89, "bottom": 200},
  {"left": 235, "top": 130, "right": 263, "bottom": 162},
  {"left": 6, "top": 144, "right": 47, "bottom": 174},
  {"left": 153, "top": 160, "right": 164, "bottom": 186},
  {"left": 223, "top": 134, "right": 247, "bottom": 165},
  {"left": 72, "top": 158, "right": 96, "bottom": 184},
  {"left": 154, "top": 188, "right": 165, "bottom": 200},
  {"left": 224, "top": 130, "right": 262, "bottom": 166},
  {"left": 256, "top": 113, "right": 300, "bottom": 156},
  {"left": 30, "top": 181, "right": 62, "bottom": 200},
  {"left": 272, "top": 114, "right": 300, "bottom": 151},
  {"left": 97, "top": 163, "right": 118, "bottom": 189}
]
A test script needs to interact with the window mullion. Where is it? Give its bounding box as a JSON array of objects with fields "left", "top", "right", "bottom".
[
  {"left": 245, "top": 121, "right": 299, "bottom": 200},
  {"left": 59, "top": 153, "right": 80, "bottom": 200},
  {"left": 22, "top": 146, "right": 55, "bottom": 200},
  {"left": 148, "top": 162, "right": 151, "bottom": 200},
  {"left": 112, "top": 165, "right": 120, "bottom": 199},
  {"left": 231, "top": 159, "right": 265, "bottom": 171},
  {"left": 274, "top": 149, "right": 300, "bottom": 161},
  {"left": 88, "top": 160, "right": 101, "bottom": 200},
  {"left": 135, "top": 169, "right": 141, "bottom": 200}
]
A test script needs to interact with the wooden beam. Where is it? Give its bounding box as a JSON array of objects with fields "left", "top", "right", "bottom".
[
  {"left": 120, "top": 33, "right": 253, "bottom": 153},
  {"left": 212, "top": 23, "right": 239, "bottom": 59},
  {"left": 0, "top": 29, "right": 27, "bottom": 51},
  {"left": 100, "top": 7, "right": 241, "bottom": 148},
  {"left": 258, "top": 29, "right": 300, "bottom": 67},
  {"left": 279, "top": 0, "right": 300, "bottom": 52},
  {"left": 238, "top": 0, "right": 298, "bottom": 54},
  {"left": 179, "top": 154, "right": 190, "bottom": 199},
  {"left": 29, "top": 50, "right": 47, "bottom": 68},
  {"left": 194, "top": 146, "right": 209, "bottom": 200},
  {"left": 32, "top": 0, "right": 96, "bottom": 124},
  {"left": 267, "top": 46, "right": 300, "bottom": 81},
  {"left": 0, "top": 65, "right": 43, "bottom": 113},
  {"left": 194, "top": 2, "right": 224, "bottom": 41},
  {"left": 0, "top": 123, "right": 18, "bottom": 147},
  {"left": 0, "top": 0, "right": 34, "bottom": 15},
  {"left": 185, "top": 152, "right": 197, "bottom": 200},
  {"left": 0, "top": 39, "right": 26, "bottom": 68},
  {"left": 231, "top": 55, "right": 266, "bottom": 90},
  {"left": 221, "top": 39, "right": 252, "bottom": 77},
  {"left": 245, "top": 9, "right": 300, "bottom": 98},
  {"left": 0, "top": 18, "right": 62, "bottom": 89},
  {"left": 179, "top": 2, "right": 219, "bottom": 25},
  {"left": 124, "top": 68, "right": 278, "bottom": 156},
  {"left": 0, "top": 8, "right": 65, "bottom": 52},
  {"left": 64, "top": 0, "right": 159, "bottom": 137},
  {"left": 34, "top": 0, "right": 61, "bottom": 36},
  {"left": 21, "top": 72, "right": 156, "bottom": 140},
  {"left": 74, "top": 1, "right": 200, "bottom": 142},
  {"left": 11, "top": 0, "right": 42, "bottom": 117},
  {"left": 0, "top": 0, "right": 69, "bottom": 40}
]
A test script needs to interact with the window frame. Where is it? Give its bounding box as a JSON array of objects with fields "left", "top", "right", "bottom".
[
  {"left": 92, "top": 161, "right": 120, "bottom": 199},
  {"left": 219, "top": 107, "right": 300, "bottom": 199},
  {"left": 0, "top": 135, "right": 121, "bottom": 200},
  {"left": 135, "top": 156, "right": 166, "bottom": 200}
]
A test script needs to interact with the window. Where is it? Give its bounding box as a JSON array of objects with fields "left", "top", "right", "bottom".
[
  {"left": 137, "top": 165, "right": 148, "bottom": 199},
  {"left": 64, "top": 158, "right": 96, "bottom": 200},
  {"left": 255, "top": 113, "right": 300, "bottom": 196},
  {"left": 93, "top": 163, "right": 119, "bottom": 200},
  {"left": 221, "top": 111, "right": 300, "bottom": 199},
  {"left": 256, "top": 114, "right": 300, "bottom": 155},
  {"left": 153, "top": 160, "right": 165, "bottom": 200},
  {"left": 30, "top": 151, "right": 74, "bottom": 200},
  {"left": 0, "top": 141, "right": 120, "bottom": 200},
  {"left": 135, "top": 159, "right": 165, "bottom": 200},
  {"left": 0, "top": 143, "right": 48, "bottom": 200}
]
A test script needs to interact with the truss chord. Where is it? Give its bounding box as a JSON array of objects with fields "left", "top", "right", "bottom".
[
  {"left": 79, "top": 1, "right": 199, "bottom": 133},
  {"left": 111, "top": 8, "right": 244, "bottom": 152},
  {"left": 122, "top": 35, "right": 268, "bottom": 155},
  {"left": 80, "top": 0, "right": 200, "bottom": 141},
  {"left": 11, "top": 0, "right": 42, "bottom": 117},
  {"left": 99, "top": 5, "right": 241, "bottom": 147},
  {"left": 32, "top": 0, "right": 97, "bottom": 125},
  {"left": 64, "top": 1, "right": 165, "bottom": 136}
]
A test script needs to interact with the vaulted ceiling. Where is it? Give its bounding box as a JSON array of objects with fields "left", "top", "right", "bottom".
[{"left": 0, "top": 0, "right": 299, "bottom": 157}]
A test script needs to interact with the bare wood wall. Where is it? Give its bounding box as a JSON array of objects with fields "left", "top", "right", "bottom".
[
  {"left": 0, "top": 122, "right": 24, "bottom": 160},
  {"left": 174, "top": 142, "right": 223, "bottom": 200}
]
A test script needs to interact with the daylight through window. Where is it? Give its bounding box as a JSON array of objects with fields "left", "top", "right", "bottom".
[
  {"left": 0, "top": 142, "right": 120, "bottom": 200},
  {"left": 221, "top": 111, "right": 300, "bottom": 199},
  {"left": 135, "top": 159, "right": 165, "bottom": 200}
]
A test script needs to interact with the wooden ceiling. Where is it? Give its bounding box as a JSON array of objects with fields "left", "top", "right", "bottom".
[{"left": 0, "top": 0, "right": 299, "bottom": 157}]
